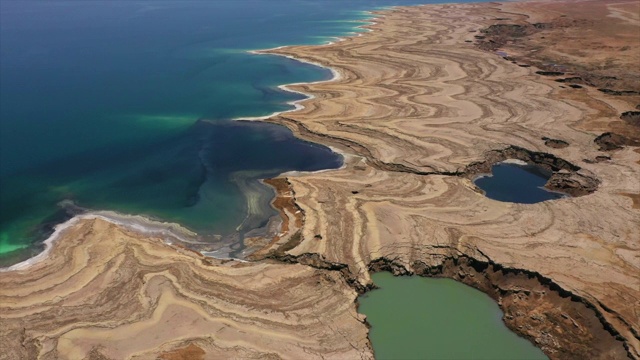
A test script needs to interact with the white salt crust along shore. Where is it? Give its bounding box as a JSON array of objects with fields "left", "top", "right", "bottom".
[
  {"left": 1, "top": 2, "right": 639, "bottom": 358},
  {"left": 501, "top": 159, "right": 529, "bottom": 166},
  {"left": 235, "top": 15, "right": 379, "bottom": 123},
  {"left": 0, "top": 211, "right": 201, "bottom": 272},
  {"left": 0, "top": 15, "right": 378, "bottom": 273},
  {"left": 473, "top": 159, "right": 540, "bottom": 180}
]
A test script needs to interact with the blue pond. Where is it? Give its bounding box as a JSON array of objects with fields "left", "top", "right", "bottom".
[{"left": 474, "top": 162, "right": 565, "bottom": 204}]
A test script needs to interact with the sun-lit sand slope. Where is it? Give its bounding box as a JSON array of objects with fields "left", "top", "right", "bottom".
[
  {"left": 1, "top": 1, "right": 639, "bottom": 359},
  {"left": 0, "top": 219, "right": 370, "bottom": 359},
  {"left": 256, "top": 1, "right": 639, "bottom": 358}
]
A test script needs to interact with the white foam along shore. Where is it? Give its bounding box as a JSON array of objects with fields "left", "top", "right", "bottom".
[
  {"left": 0, "top": 211, "right": 200, "bottom": 272},
  {"left": 1, "top": 12, "right": 384, "bottom": 272}
]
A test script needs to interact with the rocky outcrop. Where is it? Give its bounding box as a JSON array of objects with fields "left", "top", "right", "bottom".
[
  {"left": 464, "top": 145, "right": 581, "bottom": 174},
  {"left": 536, "top": 70, "right": 565, "bottom": 76},
  {"left": 594, "top": 132, "right": 640, "bottom": 151},
  {"left": 599, "top": 89, "right": 640, "bottom": 96},
  {"left": 621, "top": 111, "right": 640, "bottom": 127},
  {"left": 556, "top": 76, "right": 585, "bottom": 84},
  {"left": 545, "top": 171, "right": 600, "bottom": 196},
  {"left": 477, "top": 23, "right": 548, "bottom": 51},
  {"left": 542, "top": 137, "right": 570, "bottom": 149}
]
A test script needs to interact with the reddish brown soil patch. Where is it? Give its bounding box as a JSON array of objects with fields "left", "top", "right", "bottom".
[
  {"left": 159, "top": 344, "right": 205, "bottom": 360},
  {"left": 263, "top": 177, "right": 303, "bottom": 234}
]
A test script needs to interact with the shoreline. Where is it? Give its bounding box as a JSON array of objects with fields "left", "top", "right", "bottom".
[
  {"left": 244, "top": 1, "right": 639, "bottom": 357},
  {"left": 234, "top": 12, "right": 381, "bottom": 123},
  {"left": 1, "top": 211, "right": 199, "bottom": 272},
  {"left": 0, "top": 11, "right": 377, "bottom": 272},
  {"left": 234, "top": 15, "right": 378, "bottom": 123},
  {"left": 2, "top": 1, "right": 638, "bottom": 359}
]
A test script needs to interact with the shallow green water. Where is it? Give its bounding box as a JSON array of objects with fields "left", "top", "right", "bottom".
[{"left": 359, "top": 272, "right": 548, "bottom": 360}]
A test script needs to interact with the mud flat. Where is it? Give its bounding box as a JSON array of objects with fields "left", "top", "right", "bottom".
[{"left": 1, "top": 1, "right": 639, "bottom": 359}]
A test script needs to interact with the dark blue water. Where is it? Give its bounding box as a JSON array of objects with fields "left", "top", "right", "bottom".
[
  {"left": 474, "top": 163, "right": 565, "bottom": 204},
  {"left": 2, "top": 0, "right": 460, "bottom": 262}
]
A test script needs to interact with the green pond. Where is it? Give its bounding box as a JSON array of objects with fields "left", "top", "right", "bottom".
[{"left": 358, "top": 272, "right": 548, "bottom": 360}]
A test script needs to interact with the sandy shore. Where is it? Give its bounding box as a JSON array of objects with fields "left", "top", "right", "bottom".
[
  {"left": 255, "top": 0, "right": 639, "bottom": 358},
  {"left": 0, "top": 211, "right": 203, "bottom": 272},
  {"left": 1, "top": 1, "right": 639, "bottom": 359}
]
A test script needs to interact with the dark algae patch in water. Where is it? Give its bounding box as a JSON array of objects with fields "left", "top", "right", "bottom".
[
  {"left": 359, "top": 272, "right": 548, "bottom": 360},
  {"left": 474, "top": 162, "right": 565, "bottom": 204}
]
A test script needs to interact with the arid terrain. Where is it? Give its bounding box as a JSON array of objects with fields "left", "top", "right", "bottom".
[
  {"left": 0, "top": 219, "right": 370, "bottom": 359},
  {"left": 1, "top": 0, "right": 639, "bottom": 359}
]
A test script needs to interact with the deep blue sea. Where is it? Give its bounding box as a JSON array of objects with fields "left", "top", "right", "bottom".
[
  {"left": 1, "top": 0, "right": 458, "bottom": 264},
  {"left": 474, "top": 163, "right": 566, "bottom": 204}
]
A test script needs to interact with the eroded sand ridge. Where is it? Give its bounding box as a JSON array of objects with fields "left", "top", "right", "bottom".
[{"left": 1, "top": 1, "right": 639, "bottom": 359}]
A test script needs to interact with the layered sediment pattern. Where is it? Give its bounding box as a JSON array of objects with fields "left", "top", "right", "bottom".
[
  {"left": 256, "top": 2, "right": 640, "bottom": 358},
  {"left": 0, "top": 219, "right": 369, "bottom": 359},
  {"left": 1, "top": 1, "right": 639, "bottom": 359}
]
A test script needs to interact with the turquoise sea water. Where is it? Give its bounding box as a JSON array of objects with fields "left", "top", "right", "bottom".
[
  {"left": 1, "top": 0, "right": 458, "bottom": 264},
  {"left": 359, "top": 272, "right": 548, "bottom": 360}
]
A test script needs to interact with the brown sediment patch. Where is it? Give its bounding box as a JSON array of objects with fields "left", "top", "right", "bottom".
[
  {"left": 245, "top": 178, "right": 305, "bottom": 260},
  {"left": 619, "top": 192, "right": 640, "bottom": 209},
  {"left": 542, "top": 136, "right": 570, "bottom": 149},
  {"left": 263, "top": 178, "right": 303, "bottom": 231},
  {"left": 159, "top": 344, "right": 205, "bottom": 360}
]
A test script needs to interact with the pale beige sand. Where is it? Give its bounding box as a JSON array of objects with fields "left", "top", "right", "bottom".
[
  {"left": 0, "top": 219, "right": 370, "bottom": 359},
  {"left": 255, "top": 1, "right": 640, "bottom": 358},
  {"left": 1, "top": 1, "right": 639, "bottom": 359}
]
